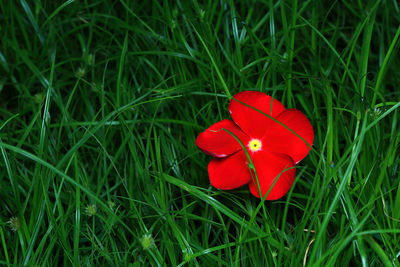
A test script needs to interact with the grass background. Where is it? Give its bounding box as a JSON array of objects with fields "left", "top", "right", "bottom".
[{"left": 1, "top": 0, "right": 400, "bottom": 266}]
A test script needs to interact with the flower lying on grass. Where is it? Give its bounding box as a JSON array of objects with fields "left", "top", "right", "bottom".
[{"left": 196, "top": 91, "right": 314, "bottom": 200}]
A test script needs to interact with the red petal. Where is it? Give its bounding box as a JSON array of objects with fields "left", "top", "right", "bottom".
[
  {"left": 248, "top": 151, "right": 296, "bottom": 200},
  {"left": 196, "top": 119, "right": 249, "bottom": 158},
  {"left": 228, "top": 91, "right": 286, "bottom": 138},
  {"left": 263, "top": 109, "right": 314, "bottom": 163},
  {"left": 208, "top": 151, "right": 251, "bottom": 190}
]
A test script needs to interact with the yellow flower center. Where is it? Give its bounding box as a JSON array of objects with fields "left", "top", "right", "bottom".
[{"left": 248, "top": 139, "right": 262, "bottom": 152}]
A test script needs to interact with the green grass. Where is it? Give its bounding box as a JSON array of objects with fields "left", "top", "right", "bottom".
[{"left": 1, "top": 0, "right": 400, "bottom": 266}]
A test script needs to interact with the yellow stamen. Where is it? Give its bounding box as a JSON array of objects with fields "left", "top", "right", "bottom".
[{"left": 248, "top": 139, "right": 262, "bottom": 152}]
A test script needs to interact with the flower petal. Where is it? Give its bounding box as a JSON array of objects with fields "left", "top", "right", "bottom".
[
  {"left": 228, "top": 91, "right": 286, "bottom": 138},
  {"left": 263, "top": 109, "right": 314, "bottom": 163},
  {"left": 248, "top": 151, "right": 296, "bottom": 200},
  {"left": 208, "top": 151, "right": 251, "bottom": 190},
  {"left": 196, "top": 119, "right": 249, "bottom": 158}
]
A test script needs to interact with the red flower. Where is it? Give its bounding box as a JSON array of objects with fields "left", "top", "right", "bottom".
[{"left": 195, "top": 91, "right": 314, "bottom": 200}]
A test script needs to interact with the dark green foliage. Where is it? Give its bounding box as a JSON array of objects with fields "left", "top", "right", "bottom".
[{"left": 1, "top": 0, "right": 400, "bottom": 266}]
